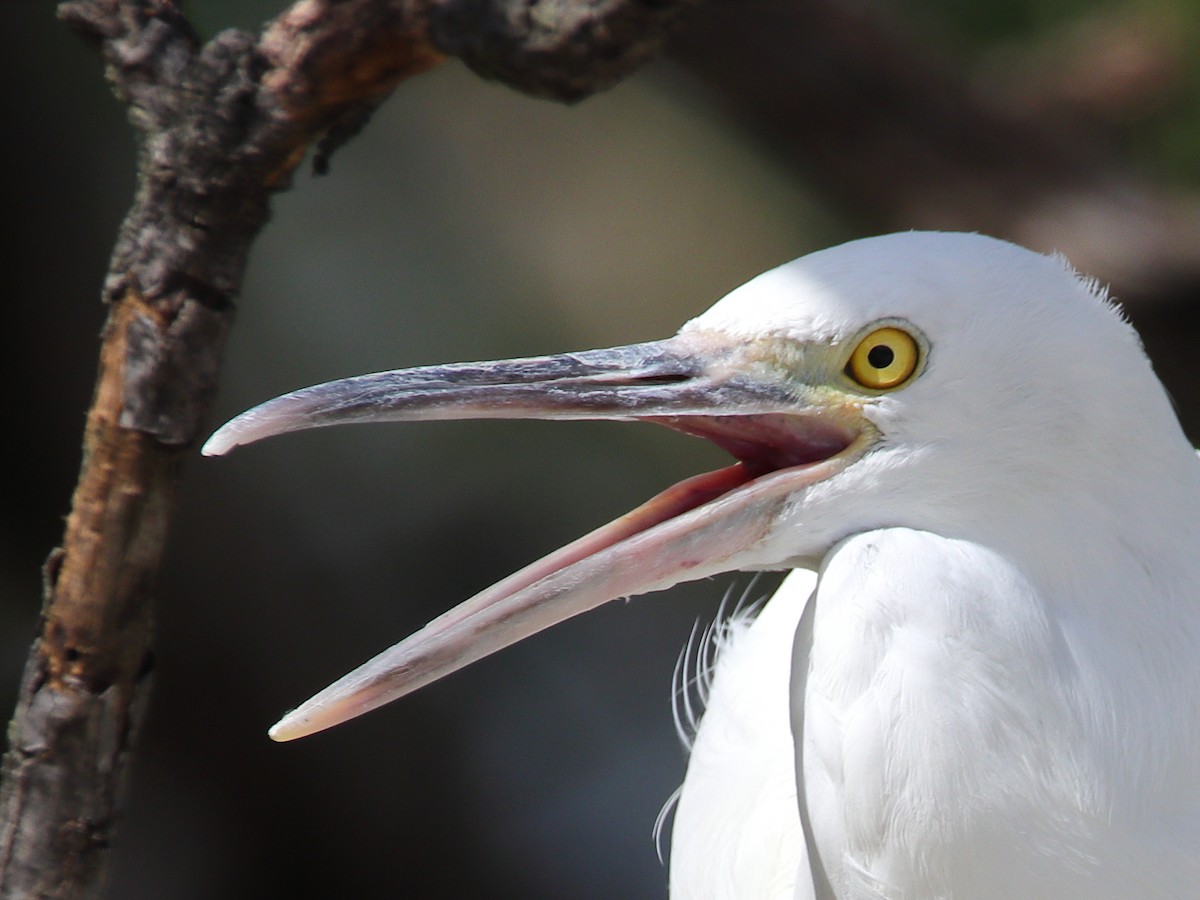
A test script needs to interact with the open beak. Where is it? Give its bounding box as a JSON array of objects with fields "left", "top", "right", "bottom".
[{"left": 203, "top": 332, "right": 873, "bottom": 740}]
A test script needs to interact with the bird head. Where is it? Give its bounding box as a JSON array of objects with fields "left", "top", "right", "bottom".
[{"left": 203, "top": 231, "right": 1189, "bottom": 740}]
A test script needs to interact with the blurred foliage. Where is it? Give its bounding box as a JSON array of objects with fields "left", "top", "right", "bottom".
[{"left": 919, "top": 0, "right": 1200, "bottom": 185}]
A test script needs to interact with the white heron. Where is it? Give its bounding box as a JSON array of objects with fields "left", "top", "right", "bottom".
[{"left": 205, "top": 232, "right": 1200, "bottom": 898}]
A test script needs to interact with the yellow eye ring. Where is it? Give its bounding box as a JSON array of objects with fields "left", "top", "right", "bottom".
[{"left": 846, "top": 326, "right": 920, "bottom": 390}]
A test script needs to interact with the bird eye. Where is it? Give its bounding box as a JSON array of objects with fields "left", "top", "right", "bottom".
[{"left": 846, "top": 326, "right": 920, "bottom": 390}]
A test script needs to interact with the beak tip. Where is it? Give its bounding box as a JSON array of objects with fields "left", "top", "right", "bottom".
[
  {"left": 268, "top": 714, "right": 306, "bottom": 742},
  {"left": 200, "top": 437, "right": 229, "bottom": 457},
  {"left": 200, "top": 423, "right": 242, "bottom": 457},
  {"left": 269, "top": 694, "right": 350, "bottom": 742}
]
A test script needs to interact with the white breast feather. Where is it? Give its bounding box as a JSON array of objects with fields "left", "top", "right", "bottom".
[
  {"left": 669, "top": 570, "right": 816, "bottom": 899},
  {"left": 804, "top": 527, "right": 1200, "bottom": 899}
]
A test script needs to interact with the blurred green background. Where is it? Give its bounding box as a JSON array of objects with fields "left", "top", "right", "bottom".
[{"left": 6, "top": 1, "right": 1200, "bottom": 897}]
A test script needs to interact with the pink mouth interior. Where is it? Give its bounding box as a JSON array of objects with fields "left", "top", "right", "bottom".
[
  {"left": 650, "top": 413, "right": 857, "bottom": 478},
  {"left": 469, "top": 413, "right": 857, "bottom": 610},
  {"left": 542, "top": 413, "right": 856, "bottom": 573}
]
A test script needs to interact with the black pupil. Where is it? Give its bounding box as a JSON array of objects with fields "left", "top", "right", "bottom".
[{"left": 867, "top": 344, "right": 895, "bottom": 369}]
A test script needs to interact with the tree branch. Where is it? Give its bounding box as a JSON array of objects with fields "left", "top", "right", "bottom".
[{"left": 0, "top": 1, "right": 690, "bottom": 895}]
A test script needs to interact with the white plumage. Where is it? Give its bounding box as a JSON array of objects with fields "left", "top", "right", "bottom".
[
  {"left": 669, "top": 572, "right": 810, "bottom": 899},
  {"left": 206, "top": 232, "right": 1200, "bottom": 898}
]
